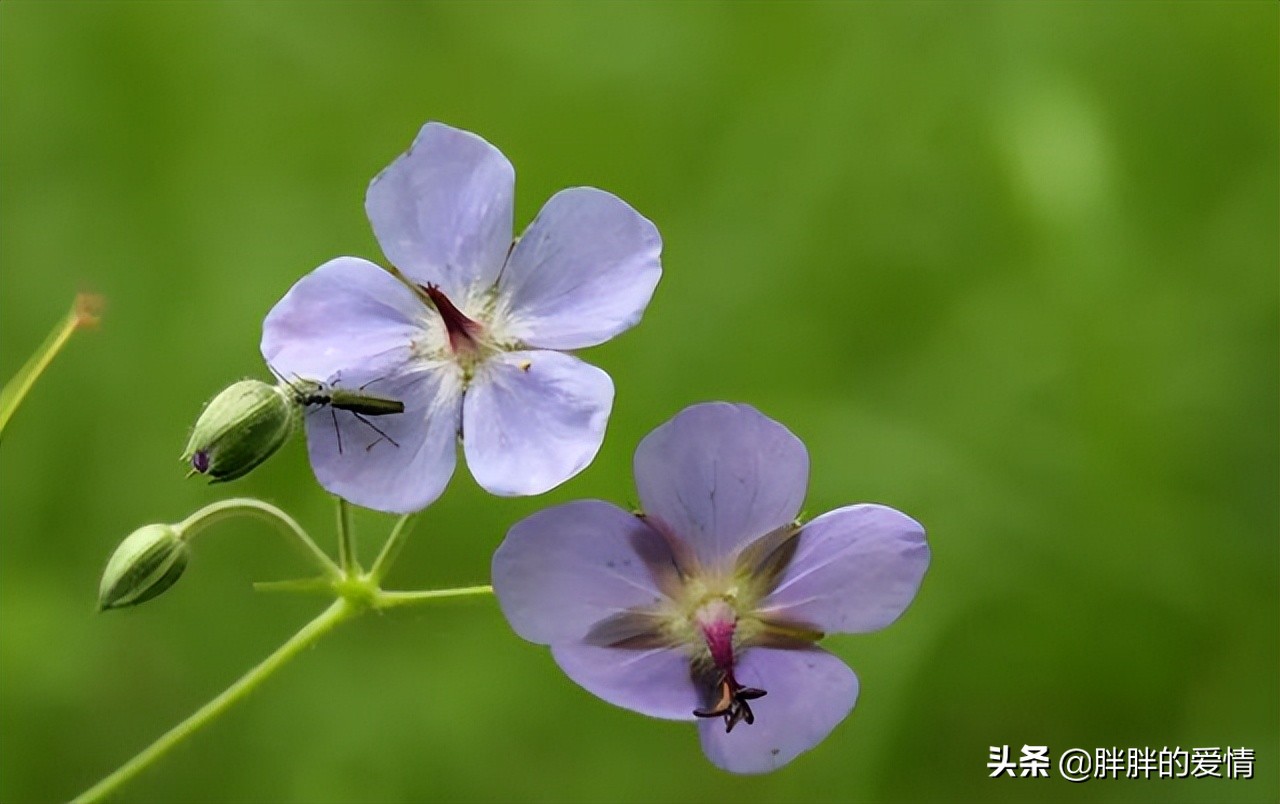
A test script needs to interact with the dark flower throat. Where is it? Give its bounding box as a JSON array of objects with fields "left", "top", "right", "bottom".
[{"left": 421, "top": 283, "right": 483, "bottom": 354}]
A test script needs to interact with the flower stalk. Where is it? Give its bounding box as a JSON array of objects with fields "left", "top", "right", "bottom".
[
  {"left": 74, "top": 582, "right": 494, "bottom": 803},
  {"left": 78, "top": 500, "right": 492, "bottom": 802},
  {"left": 72, "top": 599, "right": 356, "bottom": 804},
  {"left": 336, "top": 497, "right": 357, "bottom": 575},
  {"left": 178, "top": 498, "right": 342, "bottom": 581},
  {"left": 367, "top": 512, "right": 420, "bottom": 584},
  {"left": 0, "top": 293, "right": 103, "bottom": 441}
]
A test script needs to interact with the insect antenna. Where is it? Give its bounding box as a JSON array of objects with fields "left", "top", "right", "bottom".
[
  {"left": 266, "top": 362, "right": 303, "bottom": 402},
  {"left": 356, "top": 372, "right": 392, "bottom": 392}
]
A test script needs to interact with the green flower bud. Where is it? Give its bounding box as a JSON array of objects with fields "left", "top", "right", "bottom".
[
  {"left": 98, "top": 524, "right": 190, "bottom": 611},
  {"left": 181, "top": 380, "right": 297, "bottom": 482}
]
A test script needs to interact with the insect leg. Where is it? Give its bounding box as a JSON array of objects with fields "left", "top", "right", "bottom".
[
  {"left": 331, "top": 406, "right": 344, "bottom": 455},
  {"left": 351, "top": 411, "right": 400, "bottom": 451}
]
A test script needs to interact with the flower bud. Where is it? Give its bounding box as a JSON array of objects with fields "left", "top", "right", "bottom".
[
  {"left": 181, "top": 380, "right": 297, "bottom": 482},
  {"left": 98, "top": 524, "right": 190, "bottom": 610}
]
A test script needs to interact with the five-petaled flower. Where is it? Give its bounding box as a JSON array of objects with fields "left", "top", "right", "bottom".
[
  {"left": 262, "top": 122, "right": 662, "bottom": 513},
  {"left": 492, "top": 402, "right": 930, "bottom": 773}
]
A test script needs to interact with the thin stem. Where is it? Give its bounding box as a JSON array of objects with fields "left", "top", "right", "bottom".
[
  {"left": 336, "top": 497, "right": 356, "bottom": 576},
  {"left": 367, "top": 512, "right": 420, "bottom": 585},
  {"left": 0, "top": 293, "right": 103, "bottom": 439},
  {"left": 252, "top": 577, "right": 334, "bottom": 595},
  {"left": 373, "top": 584, "right": 494, "bottom": 611},
  {"left": 177, "top": 498, "right": 341, "bottom": 580},
  {"left": 72, "top": 599, "right": 356, "bottom": 804}
]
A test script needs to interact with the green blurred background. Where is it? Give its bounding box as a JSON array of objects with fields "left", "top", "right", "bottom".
[{"left": 1, "top": 3, "right": 1275, "bottom": 802}]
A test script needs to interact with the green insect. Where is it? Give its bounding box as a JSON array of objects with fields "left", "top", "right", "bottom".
[{"left": 278, "top": 373, "right": 406, "bottom": 454}]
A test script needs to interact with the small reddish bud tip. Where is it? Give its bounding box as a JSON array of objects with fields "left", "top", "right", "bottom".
[
  {"left": 192, "top": 451, "right": 210, "bottom": 474},
  {"left": 72, "top": 292, "right": 106, "bottom": 330}
]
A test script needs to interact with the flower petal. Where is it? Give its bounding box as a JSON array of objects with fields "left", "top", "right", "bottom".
[
  {"left": 304, "top": 362, "right": 463, "bottom": 514},
  {"left": 633, "top": 403, "right": 809, "bottom": 570},
  {"left": 261, "top": 256, "right": 424, "bottom": 380},
  {"left": 760, "top": 504, "right": 929, "bottom": 634},
  {"left": 499, "top": 187, "right": 662, "bottom": 350},
  {"left": 462, "top": 350, "right": 613, "bottom": 496},
  {"left": 698, "top": 646, "right": 858, "bottom": 774},
  {"left": 551, "top": 643, "right": 700, "bottom": 721},
  {"left": 365, "top": 122, "right": 514, "bottom": 298},
  {"left": 492, "top": 500, "right": 674, "bottom": 644}
]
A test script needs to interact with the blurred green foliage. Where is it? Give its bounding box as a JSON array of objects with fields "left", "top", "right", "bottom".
[{"left": 1, "top": 3, "right": 1275, "bottom": 802}]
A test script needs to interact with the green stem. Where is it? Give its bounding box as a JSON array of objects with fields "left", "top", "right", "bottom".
[
  {"left": 373, "top": 584, "right": 494, "bottom": 611},
  {"left": 71, "top": 599, "right": 356, "bottom": 804},
  {"left": 0, "top": 293, "right": 102, "bottom": 440},
  {"left": 177, "top": 498, "right": 341, "bottom": 580},
  {"left": 367, "top": 513, "right": 420, "bottom": 585},
  {"left": 336, "top": 497, "right": 356, "bottom": 575}
]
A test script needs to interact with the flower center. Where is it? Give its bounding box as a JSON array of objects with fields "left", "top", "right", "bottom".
[
  {"left": 690, "top": 598, "right": 767, "bottom": 732},
  {"left": 421, "top": 283, "right": 485, "bottom": 357}
]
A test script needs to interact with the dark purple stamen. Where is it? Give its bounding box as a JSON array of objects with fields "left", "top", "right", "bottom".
[
  {"left": 421, "top": 283, "right": 483, "bottom": 354},
  {"left": 192, "top": 450, "right": 210, "bottom": 474},
  {"left": 694, "top": 672, "right": 768, "bottom": 733}
]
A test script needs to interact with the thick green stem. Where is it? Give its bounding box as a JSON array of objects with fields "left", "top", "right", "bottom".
[
  {"left": 177, "top": 498, "right": 341, "bottom": 580},
  {"left": 72, "top": 599, "right": 355, "bottom": 804}
]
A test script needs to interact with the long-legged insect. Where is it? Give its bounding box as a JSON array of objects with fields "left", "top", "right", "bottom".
[
  {"left": 270, "top": 368, "right": 406, "bottom": 454},
  {"left": 301, "top": 382, "right": 405, "bottom": 454}
]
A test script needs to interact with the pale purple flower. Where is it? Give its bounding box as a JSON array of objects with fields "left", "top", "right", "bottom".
[
  {"left": 261, "top": 122, "right": 662, "bottom": 513},
  {"left": 492, "top": 402, "right": 930, "bottom": 774}
]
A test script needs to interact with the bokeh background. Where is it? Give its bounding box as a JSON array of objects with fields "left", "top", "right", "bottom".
[{"left": 1, "top": 3, "right": 1275, "bottom": 803}]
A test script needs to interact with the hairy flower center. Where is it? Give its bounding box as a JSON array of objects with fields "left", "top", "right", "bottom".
[
  {"left": 690, "top": 598, "right": 766, "bottom": 732},
  {"left": 421, "top": 283, "right": 486, "bottom": 357}
]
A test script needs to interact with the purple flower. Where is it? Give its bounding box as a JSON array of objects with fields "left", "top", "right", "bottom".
[
  {"left": 492, "top": 403, "right": 929, "bottom": 773},
  {"left": 261, "top": 122, "right": 662, "bottom": 513}
]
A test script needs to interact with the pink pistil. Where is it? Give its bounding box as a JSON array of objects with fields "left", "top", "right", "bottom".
[
  {"left": 421, "top": 283, "right": 484, "bottom": 354},
  {"left": 691, "top": 601, "right": 767, "bottom": 732}
]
